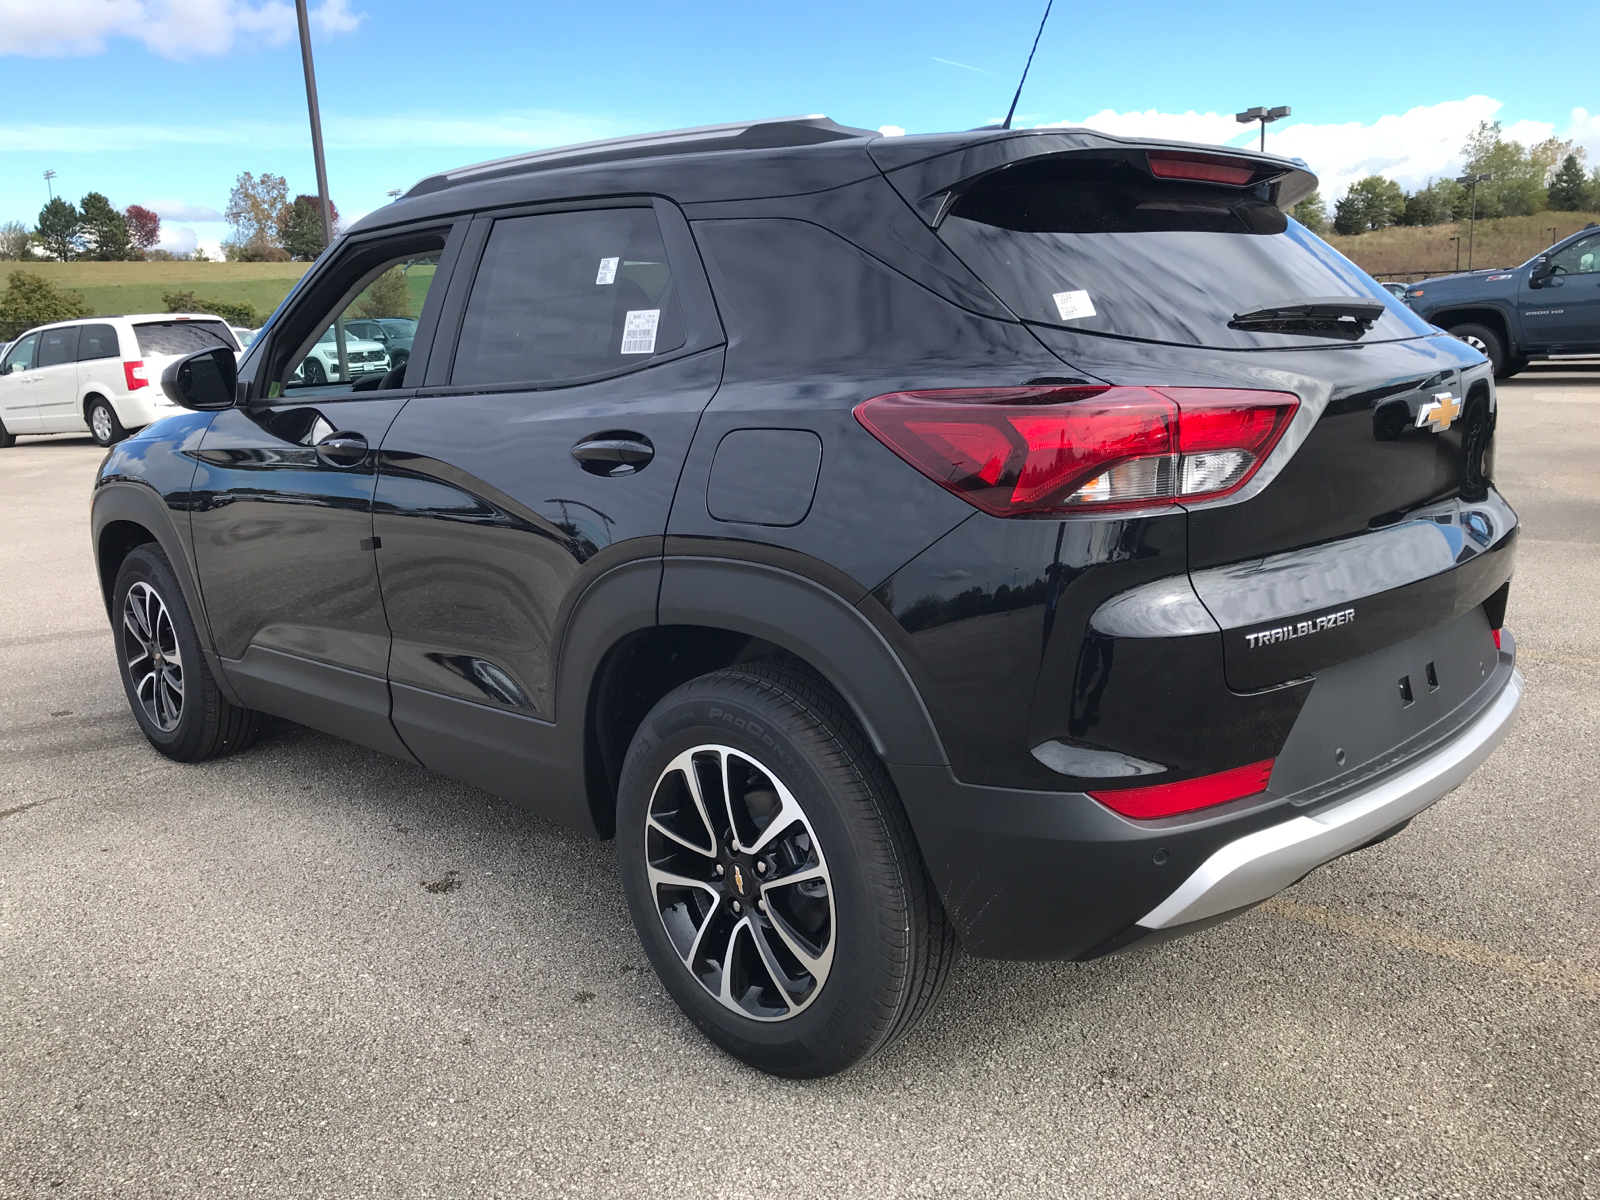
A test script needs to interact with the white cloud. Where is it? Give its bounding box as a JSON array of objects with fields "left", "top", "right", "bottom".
[
  {"left": 1037, "top": 96, "right": 1593, "bottom": 202},
  {"left": 0, "top": 0, "right": 362, "bottom": 60},
  {"left": 156, "top": 225, "right": 198, "bottom": 255},
  {"left": 145, "top": 200, "right": 224, "bottom": 222},
  {"left": 878, "top": 125, "right": 906, "bottom": 137}
]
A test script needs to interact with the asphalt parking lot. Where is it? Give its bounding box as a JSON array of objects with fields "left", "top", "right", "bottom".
[{"left": 2, "top": 366, "right": 1598, "bottom": 1200}]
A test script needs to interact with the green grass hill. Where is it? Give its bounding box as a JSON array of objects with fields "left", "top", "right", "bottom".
[{"left": 0, "top": 260, "right": 312, "bottom": 326}]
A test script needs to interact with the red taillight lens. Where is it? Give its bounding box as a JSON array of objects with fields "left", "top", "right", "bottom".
[
  {"left": 1147, "top": 152, "right": 1259, "bottom": 186},
  {"left": 1492, "top": 628, "right": 1502, "bottom": 650},
  {"left": 854, "top": 386, "right": 1298, "bottom": 516},
  {"left": 1090, "top": 759, "right": 1275, "bottom": 820},
  {"left": 123, "top": 361, "right": 148, "bottom": 391}
]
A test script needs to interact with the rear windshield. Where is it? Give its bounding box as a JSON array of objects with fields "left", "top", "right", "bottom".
[
  {"left": 938, "top": 158, "right": 1432, "bottom": 349},
  {"left": 133, "top": 320, "right": 238, "bottom": 356}
]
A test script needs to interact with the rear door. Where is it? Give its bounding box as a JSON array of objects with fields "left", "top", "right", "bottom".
[
  {"left": 0, "top": 333, "right": 41, "bottom": 433},
  {"left": 31, "top": 324, "right": 83, "bottom": 432},
  {"left": 370, "top": 199, "right": 724, "bottom": 797}
]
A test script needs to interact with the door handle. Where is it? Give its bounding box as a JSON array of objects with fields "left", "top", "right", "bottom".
[
  {"left": 572, "top": 432, "right": 654, "bottom": 477},
  {"left": 315, "top": 430, "right": 369, "bottom": 467}
]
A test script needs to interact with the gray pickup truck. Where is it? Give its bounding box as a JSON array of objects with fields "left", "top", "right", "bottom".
[{"left": 1404, "top": 224, "right": 1600, "bottom": 376}]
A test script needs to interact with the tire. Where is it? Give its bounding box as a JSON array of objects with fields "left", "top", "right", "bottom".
[
  {"left": 112, "top": 544, "right": 263, "bottom": 762},
  {"left": 0, "top": 416, "right": 14, "bottom": 449},
  {"left": 303, "top": 357, "right": 327, "bottom": 386},
  {"left": 1449, "top": 322, "right": 1508, "bottom": 377},
  {"left": 87, "top": 396, "right": 127, "bottom": 447},
  {"left": 617, "top": 663, "right": 956, "bottom": 1078}
]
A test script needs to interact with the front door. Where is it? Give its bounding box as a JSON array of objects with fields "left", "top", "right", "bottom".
[
  {"left": 192, "top": 226, "right": 458, "bottom": 756},
  {"left": 370, "top": 202, "right": 724, "bottom": 804},
  {"left": 0, "top": 332, "right": 41, "bottom": 434},
  {"left": 31, "top": 324, "right": 82, "bottom": 432},
  {"left": 1523, "top": 231, "right": 1600, "bottom": 352}
]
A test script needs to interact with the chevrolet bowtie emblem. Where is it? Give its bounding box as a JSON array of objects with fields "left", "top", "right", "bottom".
[
  {"left": 1415, "top": 391, "right": 1462, "bottom": 433},
  {"left": 733, "top": 865, "right": 745, "bottom": 892}
]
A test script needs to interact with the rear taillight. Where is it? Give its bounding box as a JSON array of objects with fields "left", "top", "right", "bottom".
[
  {"left": 854, "top": 386, "right": 1298, "bottom": 516},
  {"left": 1492, "top": 628, "right": 1502, "bottom": 650},
  {"left": 123, "top": 361, "right": 148, "bottom": 391},
  {"left": 1090, "top": 759, "right": 1275, "bottom": 820}
]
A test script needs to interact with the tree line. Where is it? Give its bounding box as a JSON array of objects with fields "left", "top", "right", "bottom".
[
  {"left": 222, "top": 172, "right": 340, "bottom": 262},
  {"left": 0, "top": 195, "right": 164, "bottom": 262},
  {"left": 1291, "top": 121, "right": 1600, "bottom": 237}
]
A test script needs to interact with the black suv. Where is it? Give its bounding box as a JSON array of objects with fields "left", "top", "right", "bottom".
[{"left": 93, "top": 118, "right": 1522, "bottom": 1078}]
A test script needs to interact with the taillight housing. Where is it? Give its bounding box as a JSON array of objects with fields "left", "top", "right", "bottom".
[
  {"left": 1090, "top": 759, "right": 1275, "bottom": 820},
  {"left": 123, "top": 361, "right": 149, "bottom": 391},
  {"left": 854, "top": 386, "right": 1299, "bottom": 516},
  {"left": 1147, "top": 151, "right": 1259, "bottom": 186}
]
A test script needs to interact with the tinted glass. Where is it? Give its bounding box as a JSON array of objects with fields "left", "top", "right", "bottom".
[
  {"left": 452, "top": 208, "right": 685, "bottom": 387},
  {"left": 1550, "top": 233, "right": 1600, "bottom": 276},
  {"left": 37, "top": 325, "right": 81, "bottom": 368},
  {"left": 938, "top": 158, "right": 1432, "bottom": 349},
  {"left": 79, "top": 323, "right": 121, "bottom": 360},
  {"left": 134, "top": 320, "right": 237, "bottom": 356},
  {"left": 280, "top": 246, "right": 443, "bottom": 396},
  {"left": 4, "top": 333, "right": 38, "bottom": 372}
]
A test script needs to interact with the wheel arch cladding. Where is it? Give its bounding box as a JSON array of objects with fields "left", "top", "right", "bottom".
[{"left": 1437, "top": 307, "right": 1512, "bottom": 344}]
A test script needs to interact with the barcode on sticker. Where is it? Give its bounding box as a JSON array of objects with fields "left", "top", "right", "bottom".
[
  {"left": 1052, "top": 289, "right": 1096, "bottom": 321},
  {"left": 596, "top": 257, "right": 619, "bottom": 286},
  {"left": 620, "top": 309, "right": 660, "bottom": 355}
]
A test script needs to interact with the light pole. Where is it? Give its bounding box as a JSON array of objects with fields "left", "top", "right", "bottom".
[
  {"left": 1236, "top": 106, "right": 1290, "bottom": 152},
  {"left": 43, "top": 169, "right": 56, "bottom": 201},
  {"left": 294, "top": 0, "right": 346, "bottom": 379},
  {"left": 1455, "top": 173, "right": 1493, "bottom": 271}
]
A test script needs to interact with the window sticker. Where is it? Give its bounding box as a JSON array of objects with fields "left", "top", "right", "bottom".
[
  {"left": 620, "top": 309, "right": 660, "bottom": 355},
  {"left": 596, "top": 257, "right": 619, "bottom": 286},
  {"left": 1052, "top": 290, "right": 1096, "bottom": 321}
]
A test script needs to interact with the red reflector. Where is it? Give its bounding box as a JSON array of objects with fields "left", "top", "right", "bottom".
[
  {"left": 1090, "top": 759, "right": 1275, "bottom": 820},
  {"left": 1492, "top": 628, "right": 1502, "bottom": 650},
  {"left": 854, "top": 386, "right": 1297, "bottom": 516},
  {"left": 1148, "top": 152, "right": 1258, "bottom": 186},
  {"left": 123, "top": 360, "right": 149, "bottom": 391}
]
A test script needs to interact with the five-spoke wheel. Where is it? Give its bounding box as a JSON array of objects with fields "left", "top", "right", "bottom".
[{"left": 645, "top": 744, "right": 835, "bottom": 1020}]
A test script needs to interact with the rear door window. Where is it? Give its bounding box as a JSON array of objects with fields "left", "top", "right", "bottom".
[
  {"left": 937, "top": 157, "right": 1433, "bottom": 349},
  {"left": 79, "top": 324, "right": 121, "bottom": 360},
  {"left": 37, "top": 325, "right": 82, "bottom": 367},
  {"left": 450, "top": 207, "right": 686, "bottom": 388},
  {"left": 134, "top": 320, "right": 238, "bottom": 356}
]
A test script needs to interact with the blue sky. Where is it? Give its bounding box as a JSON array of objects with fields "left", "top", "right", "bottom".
[{"left": 3, "top": 0, "right": 1597, "bottom": 255}]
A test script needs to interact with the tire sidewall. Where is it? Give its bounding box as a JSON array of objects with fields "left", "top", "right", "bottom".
[
  {"left": 617, "top": 679, "right": 905, "bottom": 1075},
  {"left": 1452, "top": 323, "right": 1505, "bottom": 376},
  {"left": 88, "top": 398, "right": 122, "bottom": 447},
  {"left": 113, "top": 547, "right": 210, "bottom": 759}
]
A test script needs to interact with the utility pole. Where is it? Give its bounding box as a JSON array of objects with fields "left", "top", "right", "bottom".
[
  {"left": 1456, "top": 173, "right": 1493, "bottom": 272},
  {"left": 43, "top": 170, "right": 56, "bottom": 201},
  {"left": 295, "top": 0, "right": 347, "bottom": 380},
  {"left": 1236, "top": 106, "right": 1290, "bottom": 152}
]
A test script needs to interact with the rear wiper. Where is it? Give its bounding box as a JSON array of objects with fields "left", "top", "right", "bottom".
[{"left": 1229, "top": 297, "right": 1386, "bottom": 338}]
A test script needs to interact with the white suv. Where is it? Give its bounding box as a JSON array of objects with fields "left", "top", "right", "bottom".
[{"left": 0, "top": 314, "right": 240, "bottom": 447}]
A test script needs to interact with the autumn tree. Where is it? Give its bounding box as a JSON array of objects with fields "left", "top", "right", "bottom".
[
  {"left": 0, "top": 221, "right": 30, "bottom": 260},
  {"left": 223, "top": 171, "right": 289, "bottom": 261},
  {"left": 125, "top": 204, "right": 162, "bottom": 253}
]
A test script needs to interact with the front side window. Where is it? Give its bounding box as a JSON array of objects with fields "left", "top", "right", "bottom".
[
  {"left": 451, "top": 208, "right": 686, "bottom": 388},
  {"left": 79, "top": 323, "right": 121, "bottom": 360},
  {"left": 1550, "top": 233, "right": 1600, "bottom": 277},
  {"left": 37, "top": 325, "right": 81, "bottom": 368},
  {"left": 276, "top": 245, "right": 444, "bottom": 396},
  {"left": 3, "top": 332, "right": 39, "bottom": 372}
]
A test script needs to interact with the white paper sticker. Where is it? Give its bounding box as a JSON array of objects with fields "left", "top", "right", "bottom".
[
  {"left": 620, "top": 309, "right": 660, "bottom": 355},
  {"left": 596, "top": 257, "right": 619, "bottom": 286},
  {"left": 1052, "top": 289, "right": 1096, "bottom": 321}
]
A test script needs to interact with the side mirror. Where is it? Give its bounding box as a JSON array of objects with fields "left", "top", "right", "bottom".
[
  {"left": 1529, "top": 256, "right": 1554, "bottom": 287},
  {"left": 161, "top": 346, "right": 238, "bottom": 410}
]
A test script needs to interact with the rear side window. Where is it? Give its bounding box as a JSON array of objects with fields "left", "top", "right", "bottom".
[
  {"left": 938, "top": 157, "right": 1433, "bottom": 349},
  {"left": 37, "top": 325, "right": 81, "bottom": 367},
  {"left": 451, "top": 208, "right": 686, "bottom": 388},
  {"left": 79, "top": 323, "right": 121, "bottom": 360},
  {"left": 134, "top": 320, "right": 237, "bottom": 356}
]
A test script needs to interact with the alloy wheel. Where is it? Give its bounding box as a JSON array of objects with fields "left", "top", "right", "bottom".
[
  {"left": 91, "top": 404, "right": 113, "bottom": 444},
  {"left": 1461, "top": 333, "right": 1488, "bottom": 353},
  {"left": 644, "top": 745, "right": 836, "bottom": 1021},
  {"left": 122, "top": 581, "right": 184, "bottom": 732}
]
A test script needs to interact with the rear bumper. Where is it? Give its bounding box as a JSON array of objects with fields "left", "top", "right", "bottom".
[{"left": 1137, "top": 664, "right": 1522, "bottom": 929}]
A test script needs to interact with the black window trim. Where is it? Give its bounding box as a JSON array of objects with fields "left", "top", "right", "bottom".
[
  {"left": 418, "top": 194, "right": 726, "bottom": 397},
  {"left": 243, "top": 217, "right": 468, "bottom": 408}
]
